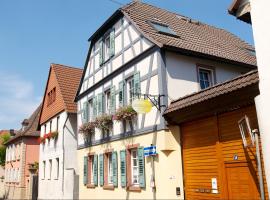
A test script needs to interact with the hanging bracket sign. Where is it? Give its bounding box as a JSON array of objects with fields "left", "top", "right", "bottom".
[{"left": 132, "top": 99, "right": 153, "bottom": 114}]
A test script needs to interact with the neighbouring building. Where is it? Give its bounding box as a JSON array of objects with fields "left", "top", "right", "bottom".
[
  {"left": 38, "top": 64, "right": 82, "bottom": 199},
  {"left": 75, "top": 1, "right": 257, "bottom": 199},
  {"left": 164, "top": 70, "right": 269, "bottom": 199},
  {"left": 229, "top": 0, "right": 270, "bottom": 196},
  {"left": 4, "top": 105, "right": 41, "bottom": 200}
]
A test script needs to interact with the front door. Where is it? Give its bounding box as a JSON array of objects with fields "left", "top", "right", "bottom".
[{"left": 225, "top": 162, "right": 260, "bottom": 200}]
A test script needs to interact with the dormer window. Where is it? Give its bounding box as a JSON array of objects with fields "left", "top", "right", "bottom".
[
  {"left": 149, "top": 21, "right": 177, "bottom": 37},
  {"left": 47, "top": 87, "right": 56, "bottom": 106},
  {"left": 99, "top": 29, "right": 115, "bottom": 66}
]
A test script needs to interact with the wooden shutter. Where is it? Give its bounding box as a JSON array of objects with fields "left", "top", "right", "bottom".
[
  {"left": 110, "top": 86, "right": 116, "bottom": 114},
  {"left": 83, "top": 156, "right": 88, "bottom": 185},
  {"left": 99, "top": 41, "right": 103, "bottom": 66},
  {"left": 93, "top": 97, "right": 97, "bottom": 119},
  {"left": 93, "top": 155, "right": 98, "bottom": 186},
  {"left": 112, "top": 151, "right": 118, "bottom": 187},
  {"left": 138, "top": 147, "right": 145, "bottom": 188},
  {"left": 110, "top": 29, "right": 115, "bottom": 57},
  {"left": 82, "top": 102, "right": 88, "bottom": 123},
  {"left": 120, "top": 150, "right": 127, "bottom": 187},
  {"left": 99, "top": 154, "right": 104, "bottom": 186},
  {"left": 97, "top": 93, "right": 103, "bottom": 115},
  {"left": 119, "top": 81, "right": 125, "bottom": 107},
  {"left": 133, "top": 72, "right": 141, "bottom": 98}
]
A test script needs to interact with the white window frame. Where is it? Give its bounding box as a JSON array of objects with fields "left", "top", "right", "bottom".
[
  {"left": 104, "top": 34, "right": 111, "bottom": 62},
  {"left": 90, "top": 156, "right": 94, "bottom": 184},
  {"left": 104, "top": 90, "right": 111, "bottom": 114},
  {"left": 126, "top": 77, "right": 135, "bottom": 105},
  {"left": 131, "top": 149, "right": 139, "bottom": 186},
  {"left": 198, "top": 67, "right": 214, "bottom": 89},
  {"left": 107, "top": 153, "right": 113, "bottom": 185}
]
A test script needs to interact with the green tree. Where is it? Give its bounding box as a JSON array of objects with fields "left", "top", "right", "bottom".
[{"left": 0, "top": 132, "right": 11, "bottom": 166}]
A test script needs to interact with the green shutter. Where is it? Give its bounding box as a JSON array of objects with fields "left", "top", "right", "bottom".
[
  {"left": 133, "top": 72, "right": 141, "bottom": 99},
  {"left": 110, "top": 86, "right": 116, "bottom": 114},
  {"left": 120, "top": 150, "right": 126, "bottom": 187},
  {"left": 138, "top": 147, "right": 145, "bottom": 188},
  {"left": 93, "top": 155, "right": 98, "bottom": 186},
  {"left": 97, "top": 93, "right": 103, "bottom": 115},
  {"left": 119, "top": 81, "right": 125, "bottom": 107},
  {"left": 112, "top": 151, "right": 118, "bottom": 187},
  {"left": 83, "top": 156, "right": 88, "bottom": 185},
  {"left": 110, "top": 29, "right": 115, "bottom": 57},
  {"left": 93, "top": 97, "right": 97, "bottom": 119},
  {"left": 82, "top": 102, "right": 88, "bottom": 123},
  {"left": 99, "top": 154, "right": 104, "bottom": 186},
  {"left": 99, "top": 41, "right": 103, "bottom": 66}
]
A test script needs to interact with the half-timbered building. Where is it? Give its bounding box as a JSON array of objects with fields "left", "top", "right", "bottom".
[{"left": 75, "top": 2, "right": 256, "bottom": 199}]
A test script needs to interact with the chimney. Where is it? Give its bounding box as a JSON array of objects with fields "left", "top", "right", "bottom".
[{"left": 9, "top": 129, "right": 15, "bottom": 136}]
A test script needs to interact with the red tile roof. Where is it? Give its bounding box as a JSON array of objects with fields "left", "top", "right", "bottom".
[
  {"left": 52, "top": 64, "right": 83, "bottom": 113},
  {"left": 5, "top": 104, "right": 42, "bottom": 145},
  {"left": 121, "top": 2, "right": 256, "bottom": 67},
  {"left": 164, "top": 70, "right": 259, "bottom": 114}
]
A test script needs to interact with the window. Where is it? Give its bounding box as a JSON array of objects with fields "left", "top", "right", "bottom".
[
  {"left": 104, "top": 35, "right": 111, "bottom": 61},
  {"left": 44, "top": 124, "right": 47, "bottom": 134},
  {"left": 149, "top": 21, "right": 177, "bottom": 36},
  {"left": 43, "top": 161, "right": 46, "bottom": 179},
  {"left": 55, "top": 158, "right": 59, "bottom": 179},
  {"left": 120, "top": 146, "right": 145, "bottom": 189},
  {"left": 84, "top": 154, "right": 97, "bottom": 187},
  {"left": 127, "top": 77, "right": 135, "bottom": 105},
  {"left": 48, "top": 159, "right": 52, "bottom": 180},
  {"left": 47, "top": 87, "right": 56, "bottom": 106},
  {"left": 131, "top": 149, "right": 139, "bottom": 185},
  {"left": 88, "top": 99, "right": 94, "bottom": 121},
  {"left": 108, "top": 154, "right": 113, "bottom": 185},
  {"left": 105, "top": 90, "right": 111, "bottom": 114},
  {"left": 198, "top": 68, "right": 214, "bottom": 89}
]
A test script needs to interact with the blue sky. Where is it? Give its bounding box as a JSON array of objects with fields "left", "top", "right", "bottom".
[{"left": 0, "top": 0, "right": 253, "bottom": 130}]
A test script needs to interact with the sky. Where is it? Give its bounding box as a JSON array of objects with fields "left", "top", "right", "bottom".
[{"left": 0, "top": 0, "right": 254, "bottom": 130}]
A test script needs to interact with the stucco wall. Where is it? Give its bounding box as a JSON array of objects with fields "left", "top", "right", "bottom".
[
  {"left": 38, "top": 111, "right": 78, "bottom": 199},
  {"left": 166, "top": 51, "right": 251, "bottom": 101},
  {"left": 77, "top": 128, "right": 184, "bottom": 200}
]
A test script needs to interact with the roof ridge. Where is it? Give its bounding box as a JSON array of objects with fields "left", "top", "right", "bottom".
[
  {"left": 51, "top": 63, "right": 82, "bottom": 70},
  {"left": 171, "top": 70, "right": 258, "bottom": 104},
  {"left": 21, "top": 104, "right": 41, "bottom": 136}
]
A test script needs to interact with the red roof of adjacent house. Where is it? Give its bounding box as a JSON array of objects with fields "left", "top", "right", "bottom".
[
  {"left": 52, "top": 64, "right": 83, "bottom": 113},
  {"left": 164, "top": 70, "right": 259, "bottom": 115},
  {"left": 40, "top": 64, "right": 83, "bottom": 124},
  {"left": 5, "top": 105, "right": 41, "bottom": 145},
  {"left": 120, "top": 2, "right": 256, "bottom": 67}
]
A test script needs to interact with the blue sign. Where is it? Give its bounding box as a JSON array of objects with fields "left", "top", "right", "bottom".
[{"left": 144, "top": 146, "right": 157, "bottom": 156}]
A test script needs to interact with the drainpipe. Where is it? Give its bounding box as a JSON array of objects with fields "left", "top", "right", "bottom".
[{"left": 62, "top": 113, "right": 69, "bottom": 197}]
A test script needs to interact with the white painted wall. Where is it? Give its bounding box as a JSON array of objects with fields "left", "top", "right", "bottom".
[
  {"left": 38, "top": 111, "right": 78, "bottom": 199},
  {"left": 166, "top": 51, "right": 251, "bottom": 102},
  {"left": 250, "top": 0, "right": 270, "bottom": 196}
]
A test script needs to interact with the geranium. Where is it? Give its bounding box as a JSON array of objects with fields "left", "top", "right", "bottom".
[
  {"left": 94, "top": 114, "right": 113, "bottom": 131},
  {"left": 79, "top": 121, "right": 95, "bottom": 138},
  {"left": 113, "top": 105, "right": 137, "bottom": 122}
]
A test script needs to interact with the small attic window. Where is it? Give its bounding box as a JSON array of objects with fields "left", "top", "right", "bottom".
[{"left": 149, "top": 21, "right": 177, "bottom": 37}]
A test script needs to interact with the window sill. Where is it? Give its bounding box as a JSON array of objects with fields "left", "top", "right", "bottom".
[
  {"left": 127, "top": 186, "right": 141, "bottom": 192},
  {"left": 103, "top": 185, "right": 114, "bottom": 190},
  {"left": 86, "top": 184, "right": 96, "bottom": 188}
]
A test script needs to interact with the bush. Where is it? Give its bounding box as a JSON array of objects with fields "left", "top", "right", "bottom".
[{"left": 113, "top": 105, "right": 137, "bottom": 122}]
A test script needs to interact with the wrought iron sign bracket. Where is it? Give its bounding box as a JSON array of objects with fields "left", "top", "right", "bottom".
[{"left": 134, "top": 93, "right": 167, "bottom": 112}]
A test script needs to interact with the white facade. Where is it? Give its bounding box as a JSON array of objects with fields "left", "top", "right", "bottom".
[
  {"left": 250, "top": 0, "right": 270, "bottom": 196},
  {"left": 38, "top": 111, "right": 78, "bottom": 199}
]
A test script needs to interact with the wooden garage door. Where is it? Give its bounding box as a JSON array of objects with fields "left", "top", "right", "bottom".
[
  {"left": 182, "top": 116, "right": 221, "bottom": 200},
  {"left": 182, "top": 106, "right": 268, "bottom": 200}
]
